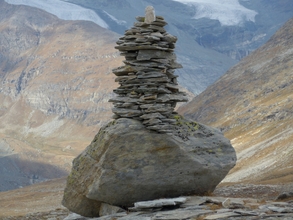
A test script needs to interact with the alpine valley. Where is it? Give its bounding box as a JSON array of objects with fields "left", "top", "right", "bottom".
[{"left": 0, "top": 0, "right": 293, "bottom": 218}]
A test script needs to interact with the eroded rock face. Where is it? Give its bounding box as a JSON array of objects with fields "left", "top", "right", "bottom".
[{"left": 62, "top": 118, "right": 236, "bottom": 217}]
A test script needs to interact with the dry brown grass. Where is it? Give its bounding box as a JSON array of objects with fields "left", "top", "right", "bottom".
[{"left": 0, "top": 177, "right": 67, "bottom": 217}]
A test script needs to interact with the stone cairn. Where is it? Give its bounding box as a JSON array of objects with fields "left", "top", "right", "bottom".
[{"left": 109, "top": 6, "right": 188, "bottom": 133}]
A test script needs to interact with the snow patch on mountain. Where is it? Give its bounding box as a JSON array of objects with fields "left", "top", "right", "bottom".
[
  {"left": 103, "top": 11, "right": 127, "bottom": 26},
  {"left": 173, "top": 0, "right": 257, "bottom": 26},
  {"left": 5, "top": 0, "right": 109, "bottom": 29}
]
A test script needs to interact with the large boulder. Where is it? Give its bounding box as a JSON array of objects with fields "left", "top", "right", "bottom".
[{"left": 62, "top": 117, "right": 236, "bottom": 217}]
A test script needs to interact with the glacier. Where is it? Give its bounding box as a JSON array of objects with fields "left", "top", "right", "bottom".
[
  {"left": 103, "top": 10, "right": 127, "bottom": 26},
  {"left": 5, "top": 0, "right": 109, "bottom": 29},
  {"left": 173, "top": 0, "right": 258, "bottom": 26}
]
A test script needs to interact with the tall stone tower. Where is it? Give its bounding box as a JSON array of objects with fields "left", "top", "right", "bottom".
[
  {"left": 62, "top": 8, "right": 237, "bottom": 218},
  {"left": 109, "top": 6, "right": 188, "bottom": 133}
]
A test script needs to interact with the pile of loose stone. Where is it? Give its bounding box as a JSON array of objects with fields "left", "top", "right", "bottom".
[
  {"left": 109, "top": 14, "right": 188, "bottom": 133},
  {"left": 64, "top": 195, "right": 293, "bottom": 220}
]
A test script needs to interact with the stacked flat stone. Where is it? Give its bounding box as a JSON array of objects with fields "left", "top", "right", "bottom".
[{"left": 109, "top": 14, "right": 188, "bottom": 133}]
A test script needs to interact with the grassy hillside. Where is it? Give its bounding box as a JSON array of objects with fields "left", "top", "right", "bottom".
[{"left": 179, "top": 17, "right": 293, "bottom": 184}]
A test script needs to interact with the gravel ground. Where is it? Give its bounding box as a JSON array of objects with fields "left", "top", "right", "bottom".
[{"left": 214, "top": 182, "right": 293, "bottom": 200}]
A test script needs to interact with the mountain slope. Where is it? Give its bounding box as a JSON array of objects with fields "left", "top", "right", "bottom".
[
  {"left": 5, "top": 0, "right": 109, "bottom": 28},
  {"left": 179, "top": 17, "right": 293, "bottom": 184},
  {"left": 0, "top": 0, "right": 123, "bottom": 190}
]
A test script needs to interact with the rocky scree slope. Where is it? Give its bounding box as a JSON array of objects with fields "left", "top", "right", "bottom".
[
  {"left": 179, "top": 17, "right": 293, "bottom": 185},
  {"left": 0, "top": 0, "right": 123, "bottom": 191}
]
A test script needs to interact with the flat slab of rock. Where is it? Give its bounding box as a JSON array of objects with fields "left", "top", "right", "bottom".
[
  {"left": 62, "top": 118, "right": 236, "bottom": 217},
  {"left": 154, "top": 209, "right": 214, "bottom": 220},
  {"left": 204, "top": 212, "right": 241, "bottom": 219},
  {"left": 130, "top": 197, "right": 187, "bottom": 211}
]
